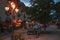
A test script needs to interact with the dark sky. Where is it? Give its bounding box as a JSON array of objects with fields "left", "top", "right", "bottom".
[
  {"left": 54, "top": 0, "right": 60, "bottom": 3},
  {"left": 20, "top": 0, "right": 31, "bottom": 7},
  {"left": 20, "top": 0, "right": 60, "bottom": 7}
]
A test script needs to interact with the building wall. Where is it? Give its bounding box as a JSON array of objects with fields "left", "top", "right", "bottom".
[{"left": 0, "top": 0, "right": 9, "bottom": 21}]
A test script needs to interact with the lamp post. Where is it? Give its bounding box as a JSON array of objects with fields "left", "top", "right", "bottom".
[{"left": 5, "top": 1, "right": 19, "bottom": 40}]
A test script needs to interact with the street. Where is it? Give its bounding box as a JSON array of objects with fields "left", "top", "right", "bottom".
[
  {"left": 0, "top": 0, "right": 60, "bottom": 40},
  {"left": 1, "top": 29, "right": 60, "bottom": 40}
]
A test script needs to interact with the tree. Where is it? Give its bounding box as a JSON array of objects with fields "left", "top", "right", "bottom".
[
  {"left": 54, "top": 2, "right": 60, "bottom": 28},
  {"left": 54, "top": 2, "right": 60, "bottom": 19},
  {"left": 29, "top": 0, "right": 54, "bottom": 23}
]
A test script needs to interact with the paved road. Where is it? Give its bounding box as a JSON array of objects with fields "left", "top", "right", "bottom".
[
  {"left": 24, "top": 34, "right": 60, "bottom": 40},
  {"left": 1, "top": 29, "right": 60, "bottom": 40}
]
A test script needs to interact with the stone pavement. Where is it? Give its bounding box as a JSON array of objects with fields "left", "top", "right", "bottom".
[
  {"left": 23, "top": 32, "right": 60, "bottom": 40},
  {"left": 1, "top": 34, "right": 60, "bottom": 40},
  {"left": 1, "top": 29, "right": 60, "bottom": 40}
]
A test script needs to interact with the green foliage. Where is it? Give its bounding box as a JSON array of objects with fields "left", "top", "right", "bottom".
[
  {"left": 54, "top": 2, "right": 60, "bottom": 12},
  {"left": 54, "top": 2, "right": 60, "bottom": 18},
  {"left": 26, "top": 0, "right": 60, "bottom": 23}
]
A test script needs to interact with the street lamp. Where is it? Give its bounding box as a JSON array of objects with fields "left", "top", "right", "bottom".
[{"left": 5, "top": 1, "right": 19, "bottom": 40}]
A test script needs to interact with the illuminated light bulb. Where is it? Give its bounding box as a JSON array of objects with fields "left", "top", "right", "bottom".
[
  {"left": 15, "top": 8, "right": 19, "bottom": 13},
  {"left": 5, "top": 6, "right": 9, "bottom": 11}
]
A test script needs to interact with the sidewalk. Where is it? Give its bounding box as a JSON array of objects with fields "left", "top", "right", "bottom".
[
  {"left": 0, "top": 29, "right": 26, "bottom": 40},
  {"left": 56, "top": 29, "right": 60, "bottom": 31},
  {"left": 0, "top": 31, "right": 12, "bottom": 37},
  {"left": 1, "top": 29, "right": 60, "bottom": 40},
  {"left": 0, "top": 28, "right": 24, "bottom": 37}
]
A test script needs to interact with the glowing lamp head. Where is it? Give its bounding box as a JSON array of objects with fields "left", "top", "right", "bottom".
[
  {"left": 12, "top": 5, "right": 16, "bottom": 9},
  {"left": 11, "top": 2, "right": 16, "bottom": 9},
  {"left": 15, "top": 8, "right": 19, "bottom": 13},
  {"left": 11, "top": 2, "right": 14, "bottom": 5},
  {"left": 5, "top": 6, "right": 9, "bottom": 11}
]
